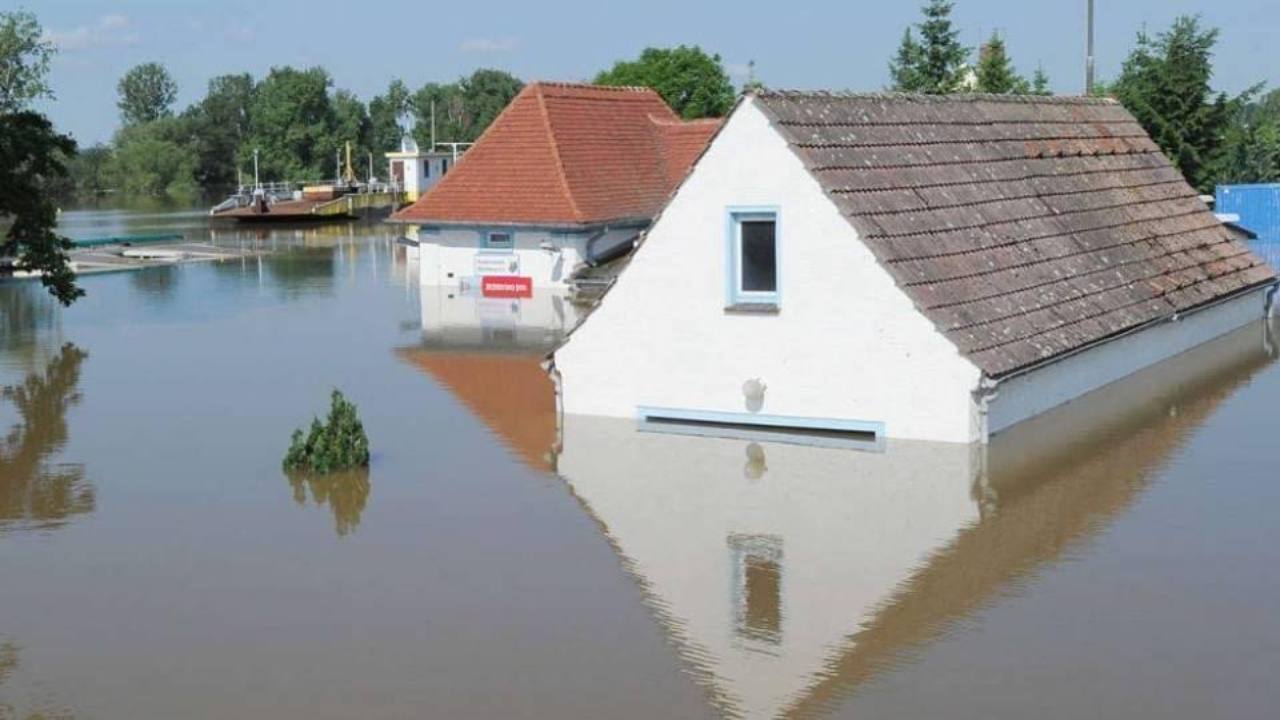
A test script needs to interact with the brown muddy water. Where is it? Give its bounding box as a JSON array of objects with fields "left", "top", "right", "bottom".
[{"left": 2, "top": 208, "right": 1280, "bottom": 719}]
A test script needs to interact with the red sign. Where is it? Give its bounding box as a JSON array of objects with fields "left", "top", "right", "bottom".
[{"left": 481, "top": 275, "right": 533, "bottom": 299}]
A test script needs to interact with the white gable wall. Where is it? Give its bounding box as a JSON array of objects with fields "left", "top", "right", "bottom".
[{"left": 555, "top": 97, "right": 983, "bottom": 443}]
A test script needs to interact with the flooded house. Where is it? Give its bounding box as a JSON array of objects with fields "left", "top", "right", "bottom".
[
  {"left": 390, "top": 82, "right": 720, "bottom": 294},
  {"left": 552, "top": 91, "right": 1279, "bottom": 444}
]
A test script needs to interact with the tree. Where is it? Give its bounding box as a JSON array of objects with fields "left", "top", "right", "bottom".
[
  {"left": 107, "top": 117, "right": 198, "bottom": 196},
  {"left": 244, "top": 66, "right": 335, "bottom": 180},
  {"left": 0, "top": 10, "right": 80, "bottom": 304},
  {"left": 975, "top": 33, "right": 1027, "bottom": 94},
  {"left": 1108, "top": 16, "right": 1240, "bottom": 191},
  {"left": 1214, "top": 88, "right": 1280, "bottom": 184},
  {"left": 1031, "top": 66, "right": 1052, "bottom": 96},
  {"left": 117, "top": 62, "right": 178, "bottom": 126},
  {"left": 0, "top": 10, "right": 54, "bottom": 113},
  {"left": 595, "top": 46, "right": 734, "bottom": 119},
  {"left": 330, "top": 89, "right": 372, "bottom": 180},
  {"left": 0, "top": 112, "right": 81, "bottom": 304},
  {"left": 65, "top": 144, "right": 114, "bottom": 196},
  {"left": 890, "top": 0, "right": 969, "bottom": 94},
  {"left": 889, "top": 29, "right": 925, "bottom": 92},
  {"left": 458, "top": 69, "right": 524, "bottom": 138},
  {"left": 411, "top": 81, "right": 466, "bottom": 148},
  {"left": 184, "top": 73, "right": 254, "bottom": 190},
  {"left": 410, "top": 69, "right": 523, "bottom": 147},
  {"left": 369, "top": 79, "right": 411, "bottom": 154}
]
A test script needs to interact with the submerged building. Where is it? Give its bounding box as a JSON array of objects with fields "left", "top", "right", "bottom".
[
  {"left": 390, "top": 82, "right": 720, "bottom": 293},
  {"left": 552, "top": 91, "right": 1279, "bottom": 444}
]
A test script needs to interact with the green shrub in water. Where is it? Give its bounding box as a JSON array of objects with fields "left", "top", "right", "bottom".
[{"left": 283, "top": 389, "right": 370, "bottom": 473}]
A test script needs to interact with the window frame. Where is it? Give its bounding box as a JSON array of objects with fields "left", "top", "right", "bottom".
[
  {"left": 480, "top": 229, "right": 515, "bottom": 252},
  {"left": 725, "top": 206, "right": 781, "bottom": 308}
]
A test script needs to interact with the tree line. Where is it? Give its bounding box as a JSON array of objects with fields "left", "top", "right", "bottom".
[
  {"left": 62, "top": 44, "right": 737, "bottom": 199},
  {"left": 889, "top": 0, "right": 1280, "bottom": 193}
]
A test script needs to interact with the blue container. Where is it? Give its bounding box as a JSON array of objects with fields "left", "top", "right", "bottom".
[{"left": 1216, "top": 184, "right": 1280, "bottom": 239}]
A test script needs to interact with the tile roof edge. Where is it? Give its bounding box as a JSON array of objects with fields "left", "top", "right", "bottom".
[
  {"left": 535, "top": 84, "right": 586, "bottom": 223},
  {"left": 390, "top": 83, "right": 544, "bottom": 223},
  {"left": 753, "top": 89, "right": 1120, "bottom": 105}
]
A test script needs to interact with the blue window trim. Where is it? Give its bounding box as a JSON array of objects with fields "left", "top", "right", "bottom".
[
  {"left": 479, "top": 228, "right": 515, "bottom": 253},
  {"left": 725, "top": 206, "right": 781, "bottom": 307}
]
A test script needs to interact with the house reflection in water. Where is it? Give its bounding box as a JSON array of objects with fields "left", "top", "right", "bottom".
[
  {"left": 0, "top": 343, "right": 94, "bottom": 534},
  {"left": 550, "top": 319, "right": 1275, "bottom": 720},
  {"left": 397, "top": 274, "right": 581, "bottom": 470},
  {"left": 395, "top": 272, "right": 1275, "bottom": 719}
]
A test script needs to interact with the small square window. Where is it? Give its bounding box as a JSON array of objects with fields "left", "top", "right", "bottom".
[
  {"left": 485, "top": 231, "right": 513, "bottom": 250},
  {"left": 728, "top": 210, "right": 779, "bottom": 307}
]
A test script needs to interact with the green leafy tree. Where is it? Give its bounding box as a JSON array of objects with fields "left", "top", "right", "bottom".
[
  {"left": 0, "top": 10, "right": 79, "bottom": 304},
  {"left": 410, "top": 69, "right": 523, "bottom": 146},
  {"left": 890, "top": 0, "right": 969, "bottom": 94},
  {"left": 0, "top": 10, "right": 54, "bottom": 113},
  {"left": 65, "top": 144, "right": 114, "bottom": 196},
  {"left": 107, "top": 117, "right": 198, "bottom": 196},
  {"left": 330, "top": 89, "right": 372, "bottom": 180},
  {"left": 458, "top": 69, "right": 524, "bottom": 138},
  {"left": 369, "top": 79, "right": 411, "bottom": 154},
  {"left": 595, "top": 46, "right": 734, "bottom": 118},
  {"left": 184, "top": 73, "right": 254, "bottom": 190},
  {"left": 1108, "top": 16, "right": 1240, "bottom": 191},
  {"left": 0, "top": 112, "right": 81, "bottom": 304},
  {"left": 975, "top": 33, "right": 1027, "bottom": 94},
  {"left": 117, "top": 62, "right": 178, "bottom": 126},
  {"left": 244, "top": 66, "right": 335, "bottom": 180},
  {"left": 411, "top": 81, "right": 466, "bottom": 148}
]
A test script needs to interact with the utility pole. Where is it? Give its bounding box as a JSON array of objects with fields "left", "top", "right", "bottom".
[
  {"left": 253, "top": 148, "right": 260, "bottom": 190},
  {"left": 430, "top": 99, "right": 437, "bottom": 150},
  {"left": 1085, "top": 0, "right": 1096, "bottom": 95}
]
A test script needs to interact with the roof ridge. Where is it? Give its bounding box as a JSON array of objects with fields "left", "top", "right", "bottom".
[
  {"left": 755, "top": 89, "right": 1119, "bottom": 105},
  {"left": 535, "top": 85, "right": 585, "bottom": 223},
  {"left": 532, "top": 80, "right": 661, "bottom": 94}
]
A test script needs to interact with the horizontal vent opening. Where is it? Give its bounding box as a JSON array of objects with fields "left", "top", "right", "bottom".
[
  {"left": 636, "top": 407, "right": 884, "bottom": 451},
  {"left": 644, "top": 415, "right": 878, "bottom": 442}
]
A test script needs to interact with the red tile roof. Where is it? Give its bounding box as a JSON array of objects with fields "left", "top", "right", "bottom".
[{"left": 393, "top": 82, "right": 721, "bottom": 226}]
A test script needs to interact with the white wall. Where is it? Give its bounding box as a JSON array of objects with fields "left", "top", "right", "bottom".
[
  {"left": 988, "top": 288, "right": 1271, "bottom": 434},
  {"left": 554, "top": 97, "right": 983, "bottom": 443},
  {"left": 415, "top": 226, "right": 589, "bottom": 289}
]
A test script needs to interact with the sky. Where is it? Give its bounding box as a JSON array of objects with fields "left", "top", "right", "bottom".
[{"left": 30, "top": 0, "right": 1280, "bottom": 145}]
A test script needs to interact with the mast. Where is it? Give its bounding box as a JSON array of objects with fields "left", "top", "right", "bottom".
[{"left": 1086, "top": 0, "right": 1096, "bottom": 95}]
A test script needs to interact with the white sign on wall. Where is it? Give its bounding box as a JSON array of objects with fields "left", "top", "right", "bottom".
[{"left": 475, "top": 254, "right": 520, "bottom": 275}]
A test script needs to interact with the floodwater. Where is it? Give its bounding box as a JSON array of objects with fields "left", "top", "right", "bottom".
[{"left": 2, "top": 208, "right": 1279, "bottom": 719}]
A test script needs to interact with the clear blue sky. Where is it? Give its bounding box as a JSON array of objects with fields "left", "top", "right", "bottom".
[{"left": 32, "top": 0, "right": 1280, "bottom": 145}]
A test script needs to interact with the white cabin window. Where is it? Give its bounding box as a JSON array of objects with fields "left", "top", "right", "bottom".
[{"left": 727, "top": 209, "right": 779, "bottom": 308}]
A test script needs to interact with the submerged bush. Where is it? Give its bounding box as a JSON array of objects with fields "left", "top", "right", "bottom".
[{"left": 283, "top": 389, "right": 370, "bottom": 473}]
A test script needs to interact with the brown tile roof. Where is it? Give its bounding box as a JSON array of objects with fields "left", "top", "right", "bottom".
[
  {"left": 393, "top": 82, "right": 721, "bottom": 226},
  {"left": 755, "top": 91, "right": 1278, "bottom": 377}
]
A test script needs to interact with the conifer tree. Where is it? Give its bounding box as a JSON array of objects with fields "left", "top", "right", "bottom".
[
  {"left": 1109, "top": 16, "right": 1238, "bottom": 191},
  {"left": 889, "top": 0, "right": 969, "bottom": 94},
  {"left": 1031, "top": 66, "right": 1052, "bottom": 96},
  {"left": 975, "top": 33, "right": 1023, "bottom": 94}
]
